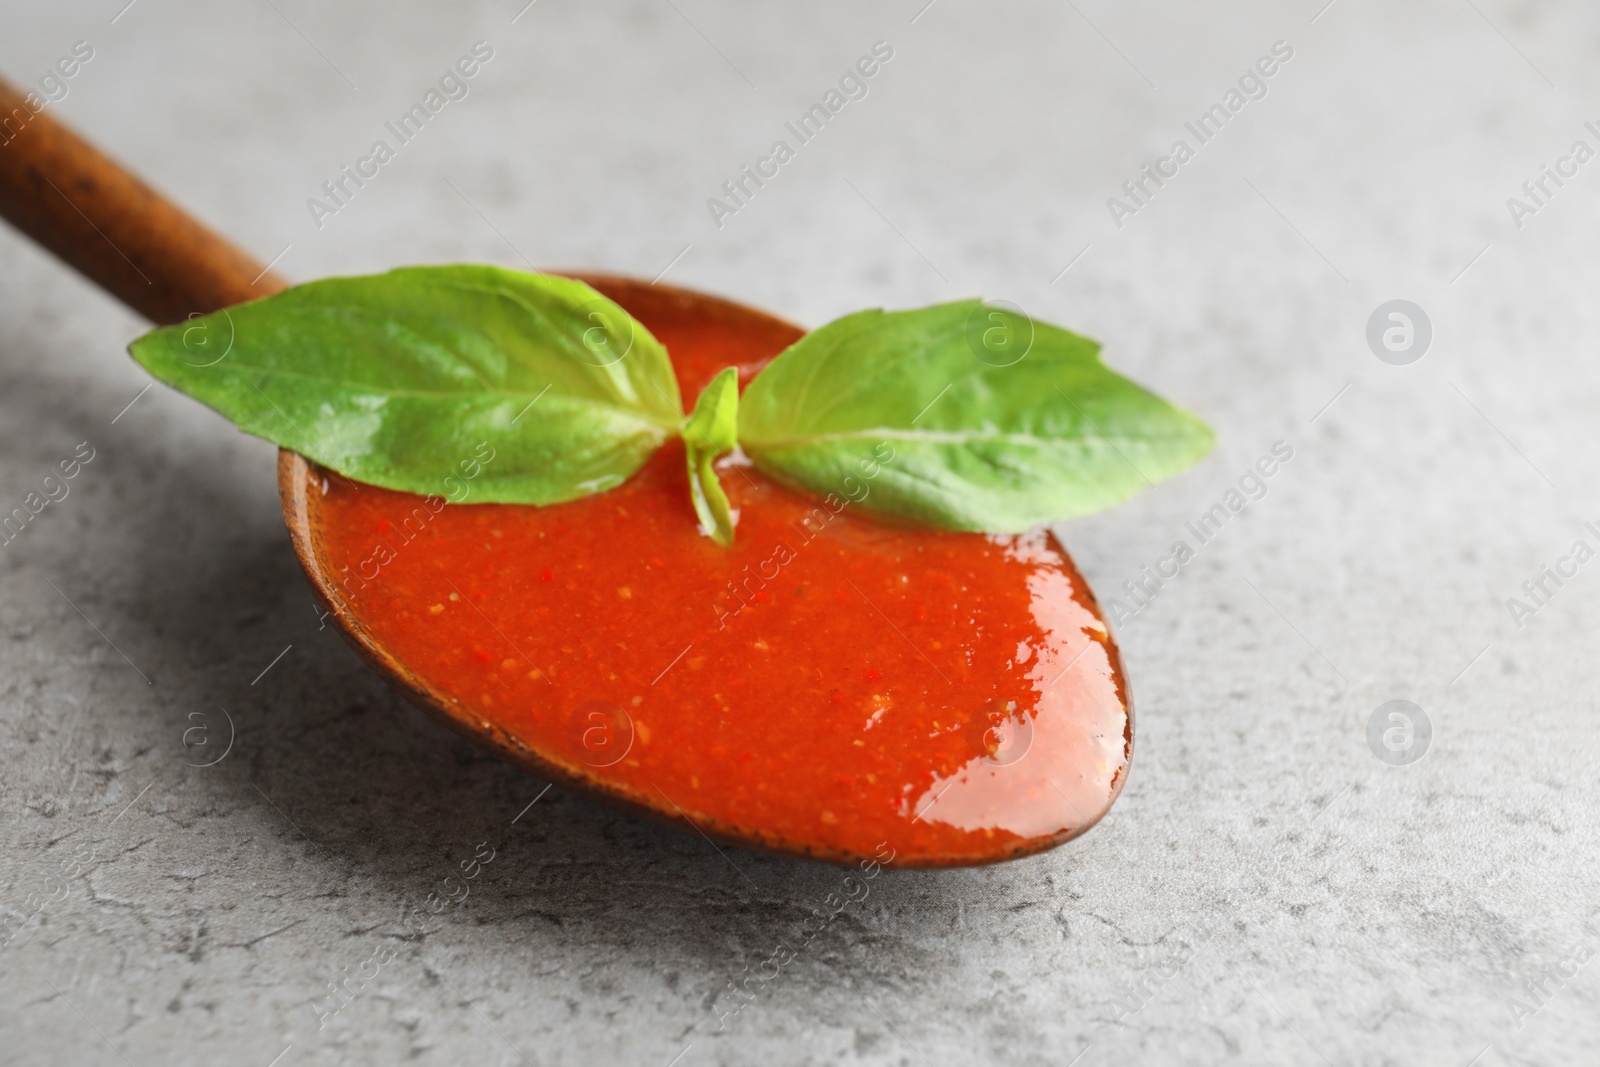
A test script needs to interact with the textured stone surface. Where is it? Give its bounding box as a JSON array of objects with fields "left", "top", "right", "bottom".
[{"left": 3, "top": 1, "right": 1599, "bottom": 1064}]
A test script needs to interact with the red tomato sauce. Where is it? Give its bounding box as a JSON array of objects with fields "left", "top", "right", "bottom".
[{"left": 304, "top": 282, "right": 1131, "bottom": 865}]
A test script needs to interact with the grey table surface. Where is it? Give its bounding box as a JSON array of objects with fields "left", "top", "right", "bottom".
[{"left": 2, "top": 1, "right": 1597, "bottom": 1064}]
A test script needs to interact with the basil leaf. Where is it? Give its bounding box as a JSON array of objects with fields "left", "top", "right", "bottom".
[
  {"left": 737, "top": 301, "right": 1212, "bottom": 532},
  {"left": 128, "top": 266, "right": 683, "bottom": 504},
  {"left": 682, "top": 366, "right": 739, "bottom": 545}
]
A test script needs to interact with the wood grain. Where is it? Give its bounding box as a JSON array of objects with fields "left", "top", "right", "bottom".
[{"left": 0, "top": 74, "right": 285, "bottom": 324}]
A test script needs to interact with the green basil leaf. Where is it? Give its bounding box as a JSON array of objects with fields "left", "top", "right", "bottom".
[
  {"left": 128, "top": 265, "right": 682, "bottom": 504},
  {"left": 737, "top": 301, "right": 1213, "bottom": 532},
  {"left": 682, "top": 366, "right": 739, "bottom": 546}
]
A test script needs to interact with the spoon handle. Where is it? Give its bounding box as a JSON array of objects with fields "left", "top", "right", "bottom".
[{"left": 0, "top": 74, "right": 286, "bottom": 325}]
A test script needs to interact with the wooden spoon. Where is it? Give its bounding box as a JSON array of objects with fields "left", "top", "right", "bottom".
[{"left": 0, "top": 75, "right": 1132, "bottom": 867}]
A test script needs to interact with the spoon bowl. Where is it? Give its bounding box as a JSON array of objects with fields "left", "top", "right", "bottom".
[{"left": 280, "top": 274, "right": 1133, "bottom": 867}]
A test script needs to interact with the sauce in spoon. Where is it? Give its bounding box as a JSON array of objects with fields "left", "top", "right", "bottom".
[{"left": 286, "top": 277, "right": 1132, "bottom": 866}]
